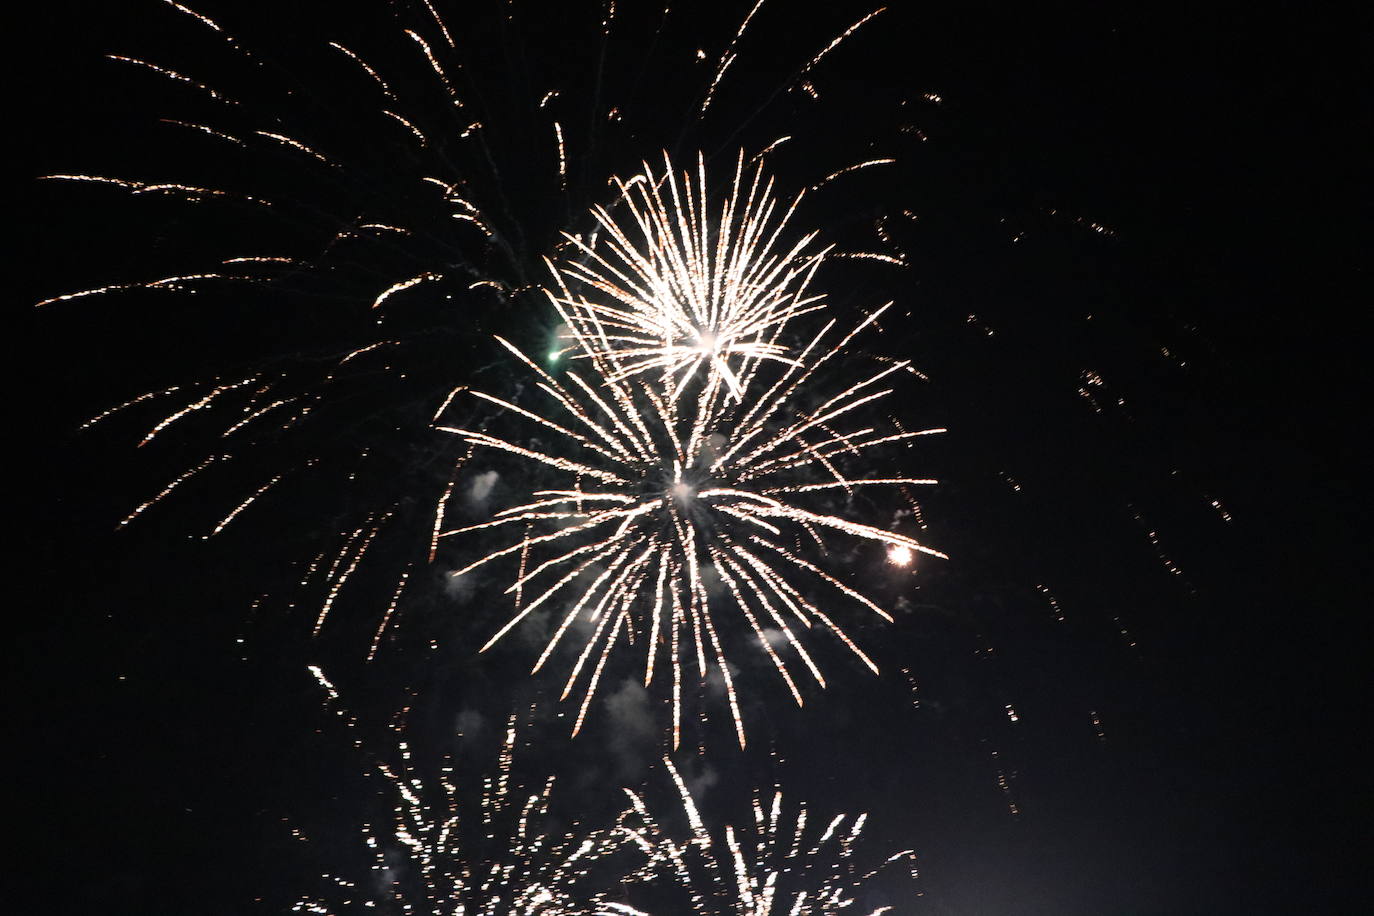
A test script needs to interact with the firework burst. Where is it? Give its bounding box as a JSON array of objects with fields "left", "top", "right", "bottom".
[
  {"left": 547, "top": 150, "right": 829, "bottom": 402},
  {"left": 39, "top": 1, "right": 910, "bottom": 665},
  {"left": 615, "top": 757, "right": 917, "bottom": 915},
  {"left": 442, "top": 154, "right": 944, "bottom": 748},
  {"left": 295, "top": 668, "right": 643, "bottom": 915}
]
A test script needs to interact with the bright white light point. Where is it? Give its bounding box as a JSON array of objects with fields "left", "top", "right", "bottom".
[
  {"left": 887, "top": 544, "right": 913, "bottom": 567},
  {"left": 695, "top": 331, "right": 718, "bottom": 352},
  {"left": 670, "top": 482, "right": 695, "bottom": 503},
  {"left": 547, "top": 350, "right": 562, "bottom": 364}
]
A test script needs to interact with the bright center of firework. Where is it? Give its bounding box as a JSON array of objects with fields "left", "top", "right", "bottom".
[
  {"left": 694, "top": 330, "right": 719, "bottom": 353},
  {"left": 887, "top": 544, "right": 914, "bottom": 567},
  {"left": 669, "top": 480, "right": 696, "bottom": 504}
]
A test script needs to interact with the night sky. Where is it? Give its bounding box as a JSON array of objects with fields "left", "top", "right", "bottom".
[{"left": 18, "top": 1, "right": 1367, "bottom": 913}]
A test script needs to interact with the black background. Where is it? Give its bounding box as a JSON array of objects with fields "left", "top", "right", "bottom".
[{"left": 17, "top": 1, "right": 1367, "bottom": 913}]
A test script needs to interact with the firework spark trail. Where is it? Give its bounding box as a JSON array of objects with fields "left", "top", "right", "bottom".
[
  {"left": 798, "top": 8, "right": 887, "bottom": 78},
  {"left": 443, "top": 155, "right": 943, "bottom": 747},
  {"left": 37, "top": 174, "right": 273, "bottom": 211},
  {"left": 699, "top": 0, "right": 770, "bottom": 117},
  {"left": 296, "top": 674, "right": 643, "bottom": 915},
  {"left": 616, "top": 757, "right": 916, "bottom": 914},
  {"left": 368, "top": 565, "right": 412, "bottom": 662}
]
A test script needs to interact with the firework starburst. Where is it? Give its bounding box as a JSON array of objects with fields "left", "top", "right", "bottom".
[
  {"left": 442, "top": 155, "right": 945, "bottom": 747},
  {"left": 547, "top": 151, "right": 829, "bottom": 402},
  {"left": 295, "top": 669, "right": 641, "bottom": 915},
  {"left": 615, "top": 757, "right": 917, "bottom": 915}
]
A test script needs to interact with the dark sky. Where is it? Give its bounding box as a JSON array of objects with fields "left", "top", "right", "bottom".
[{"left": 18, "top": 1, "right": 1367, "bottom": 914}]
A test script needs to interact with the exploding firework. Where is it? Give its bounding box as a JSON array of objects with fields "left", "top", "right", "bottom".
[
  {"left": 294, "top": 667, "right": 642, "bottom": 915},
  {"left": 38, "top": 0, "right": 911, "bottom": 664},
  {"left": 441, "top": 153, "right": 944, "bottom": 748},
  {"left": 615, "top": 757, "right": 917, "bottom": 915},
  {"left": 546, "top": 150, "right": 829, "bottom": 402}
]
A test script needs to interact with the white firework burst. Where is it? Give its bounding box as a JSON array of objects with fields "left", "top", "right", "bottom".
[
  {"left": 546, "top": 151, "right": 830, "bottom": 402},
  {"left": 295, "top": 670, "right": 643, "bottom": 914},
  {"left": 441, "top": 164, "right": 945, "bottom": 747},
  {"left": 615, "top": 757, "right": 918, "bottom": 915}
]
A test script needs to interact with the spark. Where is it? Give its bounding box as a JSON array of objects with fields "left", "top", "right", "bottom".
[
  {"left": 990, "top": 748, "right": 1020, "bottom": 816},
  {"left": 1035, "top": 583, "right": 1065, "bottom": 621},
  {"left": 328, "top": 41, "right": 396, "bottom": 100},
  {"left": 81, "top": 385, "right": 182, "bottom": 429},
  {"left": 554, "top": 121, "right": 568, "bottom": 188},
  {"left": 699, "top": 0, "right": 769, "bottom": 116},
  {"left": 159, "top": 118, "right": 244, "bottom": 145},
  {"left": 358, "top": 222, "right": 411, "bottom": 235},
  {"left": 205, "top": 473, "right": 284, "bottom": 538},
  {"left": 810, "top": 158, "right": 895, "bottom": 191},
  {"left": 1129, "top": 505, "right": 1189, "bottom": 585},
  {"left": 382, "top": 108, "right": 428, "bottom": 144},
  {"left": 368, "top": 566, "right": 412, "bottom": 662},
  {"left": 405, "top": 28, "right": 462, "bottom": 107},
  {"left": 372, "top": 272, "right": 442, "bottom": 309},
  {"left": 335, "top": 340, "right": 397, "bottom": 367},
  {"left": 161, "top": 0, "right": 222, "bottom": 33},
  {"left": 106, "top": 54, "right": 239, "bottom": 104},
  {"left": 749, "top": 136, "right": 791, "bottom": 163},
  {"left": 1206, "top": 495, "right": 1233, "bottom": 523},
  {"left": 828, "top": 251, "right": 906, "bottom": 266},
  {"left": 799, "top": 8, "right": 886, "bottom": 76},
  {"left": 254, "top": 130, "right": 337, "bottom": 166},
  {"left": 221, "top": 255, "right": 295, "bottom": 265},
  {"left": 314, "top": 514, "right": 391, "bottom": 635},
  {"left": 37, "top": 173, "right": 272, "bottom": 207},
  {"left": 431, "top": 386, "right": 469, "bottom": 424},
  {"left": 119, "top": 454, "right": 220, "bottom": 528},
  {"left": 221, "top": 398, "right": 298, "bottom": 437},
  {"left": 139, "top": 377, "right": 257, "bottom": 446},
  {"left": 420, "top": 0, "right": 458, "bottom": 49}
]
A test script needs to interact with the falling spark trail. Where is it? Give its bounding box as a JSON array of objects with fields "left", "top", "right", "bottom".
[
  {"left": 106, "top": 54, "right": 240, "bottom": 104},
  {"left": 119, "top": 455, "right": 219, "bottom": 528},
  {"left": 811, "top": 158, "right": 895, "bottom": 191},
  {"left": 206, "top": 473, "right": 283, "bottom": 538},
  {"left": 372, "top": 272, "right": 441, "bottom": 309},
  {"left": 368, "top": 566, "right": 412, "bottom": 662},
  {"left": 799, "top": 8, "right": 887, "bottom": 76},
  {"left": 81, "top": 385, "right": 183, "bottom": 429}
]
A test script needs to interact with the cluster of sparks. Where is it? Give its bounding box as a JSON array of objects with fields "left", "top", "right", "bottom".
[
  {"left": 296, "top": 680, "right": 632, "bottom": 915},
  {"left": 442, "top": 153, "right": 944, "bottom": 748},
  {"left": 39, "top": 0, "right": 915, "bottom": 664},
  {"left": 616, "top": 757, "right": 917, "bottom": 915},
  {"left": 298, "top": 671, "right": 912, "bottom": 915},
  {"left": 39, "top": 0, "right": 1219, "bottom": 908}
]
